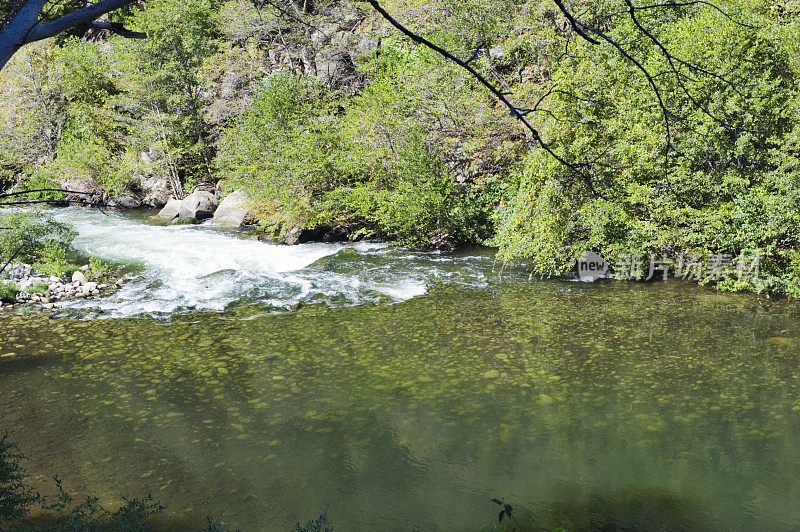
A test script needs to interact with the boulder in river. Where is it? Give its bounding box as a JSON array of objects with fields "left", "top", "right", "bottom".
[
  {"left": 107, "top": 193, "right": 143, "bottom": 209},
  {"left": 212, "top": 190, "right": 255, "bottom": 227},
  {"left": 156, "top": 198, "right": 182, "bottom": 221},
  {"left": 179, "top": 191, "right": 218, "bottom": 220},
  {"left": 278, "top": 225, "right": 351, "bottom": 245},
  {"left": 136, "top": 174, "right": 174, "bottom": 207}
]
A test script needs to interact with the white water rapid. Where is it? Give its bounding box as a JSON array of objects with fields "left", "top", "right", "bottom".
[{"left": 48, "top": 208, "right": 496, "bottom": 318}]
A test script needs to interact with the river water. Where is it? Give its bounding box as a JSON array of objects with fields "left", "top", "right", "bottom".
[{"left": 2, "top": 208, "right": 800, "bottom": 530}]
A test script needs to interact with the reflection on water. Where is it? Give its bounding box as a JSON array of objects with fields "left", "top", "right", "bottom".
[{"left": 2, "top": 280, "right": 800, "bottom": 530}]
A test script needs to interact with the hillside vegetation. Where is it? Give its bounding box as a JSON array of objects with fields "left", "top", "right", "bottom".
[{"left": 1, "top": 0, "right": 799, "bottom": 294}]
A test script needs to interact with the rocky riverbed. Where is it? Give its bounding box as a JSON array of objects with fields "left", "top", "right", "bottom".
[{"left": 1, "top": 263, "right": 122, "bottom": 309}]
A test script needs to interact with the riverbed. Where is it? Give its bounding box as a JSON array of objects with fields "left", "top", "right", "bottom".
[{"left": 2, "top": 208, "right": 800, "bottom": 530}]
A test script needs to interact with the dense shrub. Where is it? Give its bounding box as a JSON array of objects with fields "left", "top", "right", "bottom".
[
  {"left": 492, "top": 0, "right": 800, "bottom": 295},
  {"left": 0, "top": 210, "right": 76, "bottom": 266}
]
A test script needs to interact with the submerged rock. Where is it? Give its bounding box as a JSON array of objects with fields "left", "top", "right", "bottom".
[
  {"left": 179, "top": 191, "right": 219, "bottom": 220},
  {"left": 212, "top": 190, "right": 255, "bottom": 227},
  {"left": 171, "top": 217, "right": 200, "bottom": 225}
]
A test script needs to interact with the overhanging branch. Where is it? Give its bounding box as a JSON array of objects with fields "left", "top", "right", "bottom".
[
  {"left": 87, "top": 20, "right": 145, "bottom": 39},
  {"left": 26, "top": 0, "right": 139, "bottom": 43},
  {"left": 362, "top": 0, "right": 603, "bottom": 197}
]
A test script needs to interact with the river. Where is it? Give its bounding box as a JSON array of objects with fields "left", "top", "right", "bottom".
[{"left": 2, "top": 208, "right": 800, "bottom": 530}]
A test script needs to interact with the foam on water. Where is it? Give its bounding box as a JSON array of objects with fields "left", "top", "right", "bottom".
[{"left": 49, "top": 208, "right": 498, "bottom": 318}]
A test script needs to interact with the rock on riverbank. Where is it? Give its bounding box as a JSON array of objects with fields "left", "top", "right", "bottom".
[{"left": 1, "top": 263, "right": 122, "bottom": 308}]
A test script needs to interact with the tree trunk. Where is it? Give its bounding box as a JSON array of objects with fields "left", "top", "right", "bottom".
[{"left": 0, "top": 31, "right": 24, "bottom": 71}]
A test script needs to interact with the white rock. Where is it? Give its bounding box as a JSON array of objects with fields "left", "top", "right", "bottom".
[
  {"left": 72, "top": 271, "right": 87, "bottom": 284},
  {"left": 156, "top": 198, "right": 182, "bottom": 220},
  {"left": 212, "top": 190, "right": 255, "bottom": 227}
]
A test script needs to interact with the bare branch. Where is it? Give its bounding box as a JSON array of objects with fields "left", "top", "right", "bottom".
[
  {"left": 633, "top": 0, "right": 756, "bottom": 28},
  {"left": 0, "top": 188, "right": 101, "bottom": 199},
  {"left": 362, "top": 0, "right": 604, "bottom": 197},
  {"left": 552, "top": 0, "right": 601, "bottom": 44},
  {"left": 0, "top": 245, "right": 24, "bottom": 278}
]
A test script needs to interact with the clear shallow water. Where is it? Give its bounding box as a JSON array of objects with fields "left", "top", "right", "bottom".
[{"left": 2, "top": 210, "right": 800, "bottom": 530}]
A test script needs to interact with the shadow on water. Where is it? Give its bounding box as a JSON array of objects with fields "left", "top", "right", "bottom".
[{"left": 520, "top": 486, "right": 713, "bottom": 531}]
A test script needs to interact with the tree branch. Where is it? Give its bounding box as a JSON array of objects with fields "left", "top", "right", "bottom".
[
  {"left": 26, "top": 0, "right": 139, "bottom": 43},
  {"left": 362, "top": 0, "right": 603, "bottom": 197},
  {"left": 87, "top": 20, "right": 145, "bottom": 39}
]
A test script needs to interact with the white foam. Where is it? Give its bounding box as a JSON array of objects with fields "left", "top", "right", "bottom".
[{"left": 46, "top": 208, "right": 497, "bottom": 318}]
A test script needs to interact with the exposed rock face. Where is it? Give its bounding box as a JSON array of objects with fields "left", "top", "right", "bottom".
[
  {"left": 212, "top": 190, "right": 255, "bottom": 227},
  {"left": 107, "top": 193, "right": 142, "bottom": 209},
  {"left": 178, "top": 191, "right": 219, "bottom": 220},
  {"left": 60, "top": 178, "right": 104, "bottom": 205},
  {"left": 136, "top": 174, "right": 175, "bottom": 207},
  {"left": 156, "top": 198, "right": 183, "bottom": 221},
  {"left": 315, "top": 47, "right": 354, "bottom": 84},
  {"left": 278, "top": 227, "right": 305, "bottom": 245},
  {"left": 60, "top": 175, "right": 173, "bottom": 209}
]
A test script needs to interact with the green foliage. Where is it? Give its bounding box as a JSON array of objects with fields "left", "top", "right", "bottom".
[
  {"left": 492, "top": 0, "right": 800, "bottom": 294},
  {"left": 3, "top": 0, "right": 800, "bottom": 292},
  {"left": 0, "top": 433, "right": 38, "bottom": 525},
  {"left": 218, "top": 44, "right": 505, "bottom": 247},
  {"left": 0, "top": 433, "right": 163, "bottom": 531},
  {"left": 47, "top": 38, "right": 130, "bottom": 193},
  {"left": 116, "top": 0, "right": 220, "bottom": 188},
  {"left": 0, "top": 210, "right": 76, "bottom": 266},
  {"left": 32, "top": 240, "right": 74, "bottom": 278},
  {"left": 17, "top": 171, "right": 65, "bottom": 202},
  {"left": 0, "top": 282, "right": 20, "bottom": 303},
  {"left": 293, "top": 506, "right": 333, "bottom": 532},
  {"left": 88, "top": 257, "right": 112, "bottom": 280},
  {"left": 37, "top": 474, "right": 164, "bottom": 531},
  {"left": 23, "top": 281, "right": 49, "bottom": 295},
  {"left": 218, "top": 73, "right": 343, "bottom": 226}
]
